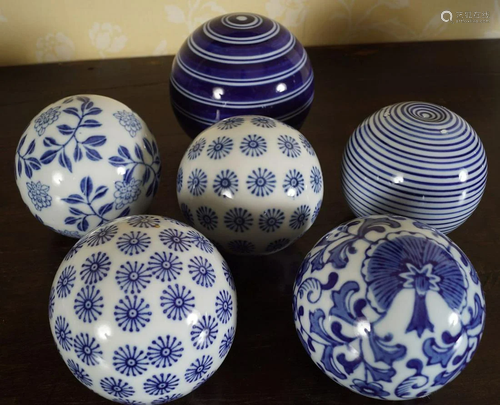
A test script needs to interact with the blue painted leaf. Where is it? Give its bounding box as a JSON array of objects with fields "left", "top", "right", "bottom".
[
  {"left": 118, "top": 146, "right": 131, "bottom": 159},
  {"left": 86, "top": 107, "right": 102, "bottom": 116},
  {"left": 80, "top": 177, "right": 93, "bottom": 197},
  {"left": 109, "top": 156, "right": 126, "bottom": 166},
  {"left": 62, "top": 194, "right": 85, "bottom": 204},
  {"left": 98, "top": 202, "right": 113, "bottom": 216},
  {"left": 26, "top": 157, "right": 41, "bottom": 170},
  {"left": 365, "top": 363, "right": 396, "bottom": 383},
  {"left": 43, "top": 137, "right": 60, "bottom": 147},
  {"left": 152, "top": 140, "right": 158, "bottom": 155},
  {"left": 17, "top": 135, "right": 27, "bottom": 153},
  {"left": 63, "top": 97, "right": 74, "bottom": 104},
  {"left": 85, "top": 148, "right": 102, "bottom": 161},
  {"left": 142, "top": 167, "right": 151, "bottom": 184},
  {"left": 146, "top": 182, "right": 154, "bottom": 197},
  {"left": 25, "top": 163, "right": 32, "bottom": 179},
  {"left": 59, "top": 152, "right": 72, "bottom": 172},
  {"left": 69, "top": 207, "right": 85, "bottom": 215},
  {"left": 26, "top": 140, "right": 36, "bottom": 154},
  {"left": 64, "top": 217, "right": 78, "bottom": 225},
  {"left": 82, "top": 135, "right": 106, "bottom": 147},
  {"left": 119, "top": 207, "right": 130, "bottom": 218},
  {"left": 57, "top": 124, "right": 74, "bottom": 135},
  {"left": 40, "top": 149, "right": 58, "bottom": 164},
  {"left": 81, "top": 119, "right": 102, "bottom": 128},
  {"left": 17, "top": 159, "right": 22, "bottom": 176},
  {"left": 152, "top": 179, "right": 159, "bottom": 196},
  {"left": 124, "top": 167, "right": 135, "bottom": 183},
  {"left": 73, "top": 145, "right": 83, "bottom": 162},
  {"left": 93, "top": 185, "right": 108, "bottom": 200},
  {"left": 78, "top": 217, "right": 89, "bottom": 232},
  {"left": 134, "top": 144, "right": 143, "bottom": 160},
  {"left": 337, "top": 353, "right": 362, "bottom": 375},
  {"left": 368, "top": 331, "right": 406, "bottom": 366},
  {"left": 77, "top": 96, "right": 89, "bottom": 103},
  {"left": 143, "top": 138, "right": 153, "bottom": 156},
  {"left": 87, "top": 101, "right": 94, "bottom": 109},
  {"left": 63, "top": 107, "right": 80, "bottom": 117}
]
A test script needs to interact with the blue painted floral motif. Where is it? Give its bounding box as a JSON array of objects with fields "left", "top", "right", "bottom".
[
  {"left": 187, "top": 168, "right": 208, "bottom": 196},
  {"left": 100, "top": 377, "right": 135, "bottom": 398},
  {"left": 246, "top": 168, "right": 276, "bottom": 197},
  {"left": 266, "top": 238, "right": 291, "bottom": 253},
  {"left": 147, "top": 335, "right": 184, "bottom": 368},
  {"left": 180, "top": 203, "right": 194, "bottom": 225},
  {"left": 67, "top": 359, "right": 92, "bottom": 387},
  {"left": 217, "top": 117, "right": 244, "bottom": 130},
  {"left": 240, "top": 134, "right": 267, "bottom": 157},
  {"left": 114, "top": 295, "right": 152, "bottom": 332},
  {"left": 176, "top": 167, "right": 183, "bottom": 192},
  {"left": 74, "top": 285, "right": 104, "bottom": 323},
  {"left": 159, "top": 228, "right": 192, "bottom": 252},
  {"left": 219, "top": 327, "right": 235, "bottom": 358},
  {"left": 55, "top": 316, "right": 73, "bottom": 350},
  {"left": 184, "top": 355, "right": 213, "bottom": 383},
  {"left": 148, "top": 252, "right": 182, "bottom": 282},
  {"left": 144, "top": 373, "right": 179, "bottom": 396},
  {"left": 215, "top": 290, "right": 233, "bottom": 324},
  {"left": 228, "top": 240, "right": 255, "bottom": 254},
  {"left": 16, "top": 135, "right": 41, "bottom": 179},
  {"left": 312, "top": 199, "right": 322, "bottom": 223},
  {"left": 289, "top": 205, "right": 310, "bottom": 230},
  {"left": 310, "top": 166, "right": 322, "bottom": 194},
  {"left": 187, "top": 138, "right": 206, "bottom": 160},
  {"left": 259, "top": 208, "right": 285, "bottom": 232},
  {"left": 278, "top": 134, "right": 301, "bottom": 158},
  {"left": 160, "top": 284, "right": 195, "bottom": 321},
  {"left": 113, "top": 110, "right": 142, "bottom": 137},
  {"left": 207, "top": 136, "right": 233, "bottom": 159},
  {"left": 48, "top": 287, "right": 55, "bottom": 319},
  {"left": 283, "top": 169, "right": 304, "bottom": 198},
  {"left": 117, "top": 231, "right": 151, "bottom": 255},
  {"left": 224, "top": 208, "right": 253, "bottom": 233},
  {"left": 188, "top": 256, "right": 216, "bottom": 287},
  {"left": 299, "top": 133, "right": 315, "bottom": 156},
  {"left": 394, "top": 359, "right": 428, "bottom": 398},
  {"left": 127, "top": 215, "right": 161, "bottom": 228},
  {"left": 251, "top": 116, "right": 276, "bottom": 128},
  {"left": 34, "top": 106, "right": 61, "bottom": 135},
  {"left": 114, "top": 179, "right": 141, "bottom": 209},
  {"left": 116, "top": 261, "right": 152, "bottom": 294},
  {"left": 56, "top": 266, "right": 76, "bottom": 298},
  {"left": 213, "top": 169, "right": 238, "bottom": 197},
  {"left": 351, "top": 379, "right": 390, "bottom": 399},
  {"left": 222, "top": 261, "right": 235, "bottom": 290},
  {"left": 26, "top": 181, "right": 52, "bottom": 210},
  {"left": 74, "top": 332, "right": 103, "bottom": 366},
  {"left": 80, "top": 252, "right": 111, "bottom": 284},
  {"left": 191, "top": 315, "right": 219, "bottom": 350},
  {"left": 188, "top": 230, "right": 214, "bottom": 253},
  {"left": 86, "top": 224, "right": 118, "bottom": 247},
  {"left": 113, "top": 345, "right": 148, "bottom": 376},
  {"left": 196, "top": 206, "right": 218, "bottom": 231}
]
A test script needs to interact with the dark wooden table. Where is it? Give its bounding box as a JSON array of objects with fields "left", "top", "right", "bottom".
[{"left": 1, "top": 40, "right": 499, "bottom": 404}]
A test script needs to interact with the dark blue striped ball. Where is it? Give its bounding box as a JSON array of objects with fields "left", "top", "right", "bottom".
[{"left": 341, "top": 102, "right": 487, "bottom": 233}]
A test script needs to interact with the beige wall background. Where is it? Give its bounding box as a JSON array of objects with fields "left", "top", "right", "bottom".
[{"left": 0, "top": 0, "right": 498, "bottom": 66}]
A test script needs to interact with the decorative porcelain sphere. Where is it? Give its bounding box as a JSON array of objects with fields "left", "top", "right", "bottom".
[
  {"left": 15, "top": 95, "right": 161, "bottom": 238},
  {"left": 176, "top": 115, "right": 323, "bottom": 255},
  {"left": 170, "top": 12, "right": 314, "bottom": 138},
  {"left": 293, "top": 215, "right": 485, "bottom": 401},
  {"left": 49, "top": 215, "right": 236, "bottom": 404},
  {"left": 341, "top": 102, "right": 487, "bottom": 234}
]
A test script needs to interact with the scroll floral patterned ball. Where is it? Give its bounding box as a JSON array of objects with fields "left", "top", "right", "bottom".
[
  {"left": 293, "top": 215, "right": 484, "bottom": 400},
  {"left": 15, "top": 95, "right": 161, "bottom": 238},
  {"left": 176, "top": 115, "right": 323, "bottom": 255},
  {"left": 49, "top": 215, "right": 237, "bottom": 404}
]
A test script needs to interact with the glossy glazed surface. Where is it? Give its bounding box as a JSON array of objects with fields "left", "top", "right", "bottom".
[
  {"left": 341, "top": 102, "right": 487, "bottom": 234},
  {"left": 294, "top": 215, "right": 485, "bottom": 400},
  {"left": 15, "top": 95, "right": 161, "bottom": 238},
  {"left": 170, "top": 12, "right": 314, "bottom": 138},
  {"left": 177, "top": 115, "right": 323, "bottom": 255},
  {"left": 49, "top": 215, "right": 236, "bottom": 404}
]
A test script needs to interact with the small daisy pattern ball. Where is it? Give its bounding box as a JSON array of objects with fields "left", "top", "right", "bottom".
[
  {"left": 15, "top": 95, "right": 161, "bottom": 238},
  {"left": 176, "top": 116, "right": 323, "bottom": 255},
  {"left": 294, "top": 215, "right": 485, "bottom": 400},
  {"left": 49, "top": 215, "right": 237, "bottom": 404}
]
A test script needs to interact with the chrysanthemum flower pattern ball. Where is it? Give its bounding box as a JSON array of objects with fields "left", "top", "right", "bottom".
[
  {"left": 177, "top": 116, "right": 323, "bottom": 255},
  {"left": 341, "top": 101, "right": 487, "bottom": 233},
  {"left": 293, "top": 215, "right": 485, "bottom": 400},
  {"left": 49, "top": 215, "right": 236, "bottom": 404},
  {"left": 15, "top": 95, "right": 161, "bottom": 238},
  {"left": 170, "top": 12, "right": 314, "bottom": 138}
]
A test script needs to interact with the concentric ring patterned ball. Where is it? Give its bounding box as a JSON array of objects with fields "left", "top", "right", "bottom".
[
  {"left": 15, "top": 95, "right": 161, "bottom": 238},
  {"left": 341, "top": 102, "right": 487, "bottom": 233},
  {"left": 294, "top": 215, "right": 485, "bottom": 400},
  {"left": 170, "top": 12, "right": 314, "bottom": 138},
  {"left": 49, "top": 215, "right": 236, "bottom": 404},
  {"left": 176, "top": 115, "right": 323, "bottom": 255}
]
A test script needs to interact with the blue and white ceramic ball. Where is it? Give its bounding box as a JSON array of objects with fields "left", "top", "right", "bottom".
[
  {"left": 341, "top": 102, "right": 487, "bottom": 234},
  {"left": 170, "top": 12, "right": 314, "bottom": 138},
  {"left": 294, "top": 215, "right": 485, "bottom": 401},
  {"left": 177, "top": 115, "right": 323, "bottom": 255},
  {"left": 15, "top": 95, "right": 161, "bottom": 238},
  {"left": 49, "top": 215, "right": 236, "bottom": 404}
]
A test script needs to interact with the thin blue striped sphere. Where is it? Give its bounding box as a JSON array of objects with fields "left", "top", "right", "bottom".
[
  {"left": 170, "top": 13, "right": 314, "bottom": 138},
  {"left": 341, "top": 102, "right": 488, "bottom": 234}
]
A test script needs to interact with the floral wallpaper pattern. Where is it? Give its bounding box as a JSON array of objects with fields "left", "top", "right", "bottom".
[{"left": 0, "top": 0, "right": 498, "bottom": 66}]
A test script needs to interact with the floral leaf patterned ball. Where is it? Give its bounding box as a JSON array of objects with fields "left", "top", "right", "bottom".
[
  {"left": 15, "top": 95, "right": 162, "bottom": 238},
  {"left": 49, "top": 215, "right": 237, "bottom": 404},
  {"left": 293, "top": 215, "right": 485, "bottom": 401},
  {"left": 177, "top": 116, "right": 323, "bottom": 255}
]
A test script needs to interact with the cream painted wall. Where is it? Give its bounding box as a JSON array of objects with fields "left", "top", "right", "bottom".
[{"left": 0, "top": 0, "right": 498, "bottom": 66}]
